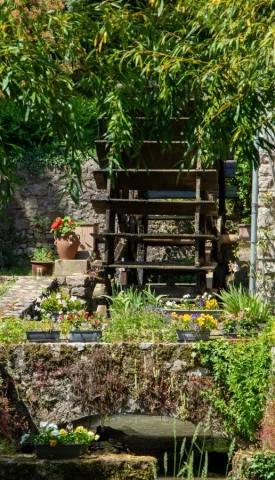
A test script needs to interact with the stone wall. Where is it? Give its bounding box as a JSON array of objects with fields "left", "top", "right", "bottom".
[
  {"left": 0, "top": 343, "right": 225, "bottom": 434},
  {"left": 0, "top": 159, "right": 106, "bottom": 260},
  {"left": 256, "top": 151, "right": 275, "bottom": 301}
]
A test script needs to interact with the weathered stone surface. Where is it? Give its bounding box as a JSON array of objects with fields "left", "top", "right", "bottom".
[
  {"left": 0, "top": 343, "right": 224, "bottom": 435},
  {"left": 55, "top": 260, "right": 89, "bottom": 276},
  {"left": 93, "top": 283, "right": 107, "bottom": 297},
  {"left": 0, "top": 454, "right": 157, "bottom": 480}
]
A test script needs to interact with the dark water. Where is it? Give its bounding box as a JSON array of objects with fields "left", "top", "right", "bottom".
[{"left": 80, "top": 414, "right": 229, "bottom": 478}]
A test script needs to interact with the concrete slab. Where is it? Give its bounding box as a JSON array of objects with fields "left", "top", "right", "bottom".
[{"left": 55, "top": 260, "right": 89, "bottom": 276}]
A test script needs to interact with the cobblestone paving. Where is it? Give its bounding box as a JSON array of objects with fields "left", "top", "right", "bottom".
[{"left": 0, "top": 276, "right": 57, "bottom": 318}]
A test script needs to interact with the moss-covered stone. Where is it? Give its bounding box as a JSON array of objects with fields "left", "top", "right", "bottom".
[
  {"left": 0, "top": 343, "right": 223, "bottom": 433},
  {"left": 0, "top": 454, "right": 157, "bottom": 480}
]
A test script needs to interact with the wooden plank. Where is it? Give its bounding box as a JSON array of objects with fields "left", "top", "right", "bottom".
[
  {"left": 147, "top": 186, "right": 236, "bottom": 199},
  {"left": 91, "top": 198, "right": 218, "bottom": 216},
  {"left": 75, "top": 223, "right": 99, "bottom": 252},
  {"left": 96, "top": 141, "right": 187, "bottom": 169},
  {"left": 147, "top": 215, "right": 194, "bottom": 220},
  {"left": 122, "top": 283, "right": 197, "bottom": 296},
  {"left": 104, "top": 261, "right": 217, "bottom": 271},
  {"left": 92, "top": 233, "right": 218, "bottom": 240},
  {"left": 93, "top": 169, "right": 219, "bottom": 191}
]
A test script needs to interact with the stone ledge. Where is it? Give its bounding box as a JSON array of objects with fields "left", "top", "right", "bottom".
[
  {"left": 55, "top": 260, "right": 89, "bottom": 276},
  {"left": 0, "top": 454, "right": 157, "bottom": 480}
]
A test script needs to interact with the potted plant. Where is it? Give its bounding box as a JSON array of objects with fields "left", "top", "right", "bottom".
[
  {"left": 171, "top": 312, "right": 218, "bottom": 342},
  {"left": 30, "top": 247, "right": 55, "bottom": 276},
  {"left": 20, "top": 422, "right": 99, "bottom": 459},
  {"left": 34, "top": 292, "right": 83, "bottom": 321},
  {"left": 163, "top": 293, "right": 221, "bottom": 318},
  {"left": 221, "top": 311, "right": 259, "bottom": 338},
  {"left": 26, "top": 320, "right": 61, "bottom": 343},
  {"left": 221, "top": 314, "right": 238, "bottom": 339},
  {"left": 58, "top": 311, "right": 103, "bottom": 342},
  {"left": 51, "top": 216, "right": 82, "bottom": 259}
]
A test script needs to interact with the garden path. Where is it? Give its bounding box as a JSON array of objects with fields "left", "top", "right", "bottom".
[{"left": 0, "top": 276, "right": 56, "bottom": 318}]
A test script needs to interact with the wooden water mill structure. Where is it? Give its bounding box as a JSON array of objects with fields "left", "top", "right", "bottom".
[{"left": 91, "top": 118, "right": 237, "bottom": 299}]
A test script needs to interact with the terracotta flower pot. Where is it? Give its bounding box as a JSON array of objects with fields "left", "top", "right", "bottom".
[
  {"left": 31, "top": 261, "right": 54, "bottom": 277},
  {"left": 54, "top": 233, "right": 80, "bottom": 260}
]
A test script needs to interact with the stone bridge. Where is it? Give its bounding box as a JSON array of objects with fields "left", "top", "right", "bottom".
[{"left": 0, "top": 343, "right": 223, "bottom": 432}]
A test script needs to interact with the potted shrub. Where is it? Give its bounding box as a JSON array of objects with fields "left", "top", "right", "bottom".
[
  {"left": 30, "top": 247, "right": 55, "bottom": 276},
  {"left": 51, "top": 216, "right": 82, "bottom": 260},
  {"left": 58, "top": 311, "right": 103, "bottom": 342},
  {"left": 171, "top": 312, "right": 218, "bottom": 342},
  {"left": 20, "top": 422, "right": 99, "bottom": 459}
]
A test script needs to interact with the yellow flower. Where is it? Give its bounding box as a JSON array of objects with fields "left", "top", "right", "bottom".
[
  {"left": 59, "top": 429, "right": 67, "bottom": 436},
  {"left": 171, "top": 312, "right": 178, "bottom": 318},
  {"left": 75, "top": 426, "right": 86, "bottom": 433},
  {"left": 49, "top": 440, "right": 57, "bottom": 447}
]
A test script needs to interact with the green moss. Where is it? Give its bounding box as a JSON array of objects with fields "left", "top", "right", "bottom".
[{"left": 0, "top": 454, "right": 157, "bottom": 480}]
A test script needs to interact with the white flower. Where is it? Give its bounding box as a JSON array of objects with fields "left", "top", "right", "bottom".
[
  {"left": 70, "top": 296, "right": 78, "bottom": 302},
  {"left": 183, "top": 294, "right": 190, "bottom": 299},
  {"left": 59, "top": 311, "right": 63, "bottom": 314},
  {"left": 166, "top": 301, "right": 174, "bottom": 306},
  {"left": 50, "top": 429, "right": 60, "bottom": 437},
  {"left": 26, "top": 315, "right": 31, "bottom": 320},
  {"left": 61, "top": 301, "right": 67, "bottom": 307},
  {"left": 56, "top": 293, "right": 61, "bottom": 299},
  {"left": 20, "top": 433, "right": 30, "bottom": 445},
  {"left": 94, "top": 434, "right": 100, "bottom": 441},
  {"left": 34, "top": 316, "right": 38, "bottom": 320},
  {"left": 40, "top": 422, "right": 48, "bottom": 429},
  {"left": 35, "top": 306, "right": 41, "bottom": 312},
  {"left": 46, "top": 423, "right": 58, "bottom": 431},
  {"left": 244, "top": 307, "right": 251, "bottom": 311}
]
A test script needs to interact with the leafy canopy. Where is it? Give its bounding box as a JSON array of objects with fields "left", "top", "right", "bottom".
[{"left": 2, "top": 0, "right": 275, "bottom": 208}]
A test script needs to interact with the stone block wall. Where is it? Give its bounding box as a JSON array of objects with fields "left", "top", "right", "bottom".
[
  {"left": 0, "top": 159, "right": 106, "bottom": 260},
  {"left": 256, "top": 151, "right": 275, "bottom": 301}
]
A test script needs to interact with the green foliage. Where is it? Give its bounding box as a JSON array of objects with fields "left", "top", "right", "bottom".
[
  {"left": 103, "top": 306, "right": 175, "bottom": 343},
  {"left": 31, "top": 248, "right": 55, "bottom": 263},
  {"left": 217, "top": 284, "right": 271, "bottom": 324},
  {"left": 105, "top": 284, "right": 167, "bottom": 313},
  {"left": 197, "top": 336, "right": 273, "bottom": 441},
  {"left": 0, "top": 0, "right": 86, "bottom": 209},
  {"left": 246, "top": 451, "right": 275, "bottom": 480},
  {"left": 0, "top": 317, "right": 59, "bottom": 343},
  {"left": 70, "top": 0, "right": 275, "bottom": 176}
]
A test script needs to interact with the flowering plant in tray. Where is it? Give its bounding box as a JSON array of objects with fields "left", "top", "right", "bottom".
[
  {"left": 163, "top": 293, "right": 219, "bottom": 310},
  {"left": 35, "top": 292, "right": 83, "bottom": 319},
  {"left": 58, "top": 311, "right": 104, "bottom": 331},
  {"left": 21, "top": 422, "right": 99, "bottom": 450},
  {"left": 171, "top": 312, "right": 218, "bottom": 332}
]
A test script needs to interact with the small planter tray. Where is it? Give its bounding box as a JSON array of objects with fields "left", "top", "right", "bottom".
[
  {"left": 35, "top": 444, "right": 81, "bottom": 460},
  {"left": 176, "top": 330, "right": 210, "bottom": 342},
  {"left": 163, "top": 309, "right": 223, "bottom": 318},
  {"left": 223, "top": 332, "right": 238, "bottom": 339},
  {"left": 27, "top": 331, "right": 60, "bottom": 343},
  {"left": 69, "top": 330, "right": 102, "bottom": 343}
]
